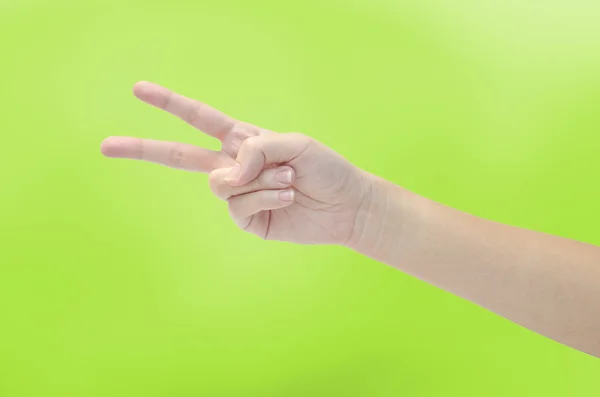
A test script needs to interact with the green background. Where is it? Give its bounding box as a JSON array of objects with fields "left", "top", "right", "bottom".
[{"left": 1, "top": 0, "right": 599, "bottom": 395}]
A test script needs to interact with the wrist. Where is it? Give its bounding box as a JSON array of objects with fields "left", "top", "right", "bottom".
[{"left": 345, "top": 171, "right": 410, "bottom": 259}]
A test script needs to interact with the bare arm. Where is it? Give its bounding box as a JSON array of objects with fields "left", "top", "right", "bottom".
[
  {"left": 349, "top": 173, "right": 600, "bottom": 357},
  {"left": 105, "top": 81, "right": 600, "bottom": 358}
]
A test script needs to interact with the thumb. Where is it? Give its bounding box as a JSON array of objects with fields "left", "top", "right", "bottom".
[{"left": 226, "top": 133, "right": 311, "bottom": 186}]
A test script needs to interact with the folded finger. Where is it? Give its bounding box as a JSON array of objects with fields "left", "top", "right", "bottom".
[
  {"left": 209, "top": 166, "right": 295, "bottom": 200},
  {"left": 228, "top": 189, "right": 295, "bottom": 228},
  {"left": 226, "top": 133, "right": 312, "bottom": 186}
]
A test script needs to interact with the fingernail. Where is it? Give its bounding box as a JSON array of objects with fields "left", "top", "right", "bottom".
[
  {"left": 279, "top": 189, "right": 295, "bottom": 202},
  {"left": 225, "top": 163, "right": 241, "bottom": 182},
  {"left": 274, "top": 169, "right": 292, "bottom": 184}
]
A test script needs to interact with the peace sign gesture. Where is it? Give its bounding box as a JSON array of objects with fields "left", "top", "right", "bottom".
[{"left": 101, "top": 82, "right": 373, "bottom": 244}]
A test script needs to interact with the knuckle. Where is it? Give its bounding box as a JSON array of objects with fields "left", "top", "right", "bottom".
[
  {"left": 169, "top": 144, "right": 185, "bottom": 168},
  {"left": 241, "top": 135, "right": 261, "bottom": 152},
  {"left": 186, "top": 101, "right": 204, "bottom": 125},
  {"left": 135, "top": 138, "right": 145, "bottom": 160},
  {"left": 227, "top": 201, "right": 245, "bottom": 225},
  {"left": 231, "top": 122, "right": 259, "bottom": 137},
  {"left": 290, "top": 133, "right": 315, "bottom": 153},
  {"left": 287, "top": 131, "right": 307, "bottom": 140},
  {"left": 161, "top": 91, "right": 174, "bottom": 110},
  {"left": 229, "top": 122, "right": 261, "bottom": 152},
  {"left": 208, "top": 171, "right": 227, "bottom": 198},
  {"left": 290, "top": 132, "right": 312, "bottom": 144},
  {"left": 239, "top": 136, "right": 268, "bottom": 170}
]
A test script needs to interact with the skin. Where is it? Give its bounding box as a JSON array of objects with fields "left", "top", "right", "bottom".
[{"left": 102, "top": 81, "right": 600, "bottom": 358}]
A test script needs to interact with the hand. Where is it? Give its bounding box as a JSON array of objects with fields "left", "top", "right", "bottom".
[{"left": 101, "top": 81, "right": 373, "bottom": 244}]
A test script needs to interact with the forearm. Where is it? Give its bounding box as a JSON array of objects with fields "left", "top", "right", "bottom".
[{"left": 349, "top": 172, "right": 600, "bottom": 357}]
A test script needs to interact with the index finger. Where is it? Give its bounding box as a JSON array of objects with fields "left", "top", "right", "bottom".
[{"left": 133, "top": 81, "right": 237, "bottom": 141}]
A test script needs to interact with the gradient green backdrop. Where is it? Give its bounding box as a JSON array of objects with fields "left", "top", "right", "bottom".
[{"left": 1, "top": 0, "right": 599, "bottom": 396}]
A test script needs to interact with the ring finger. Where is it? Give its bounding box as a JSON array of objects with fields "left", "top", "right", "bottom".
[{"left": 209, "top": 165, "right": 295, "bottom": 200}]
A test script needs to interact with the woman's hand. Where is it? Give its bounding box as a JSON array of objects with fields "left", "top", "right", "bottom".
[
  {"left": 101, "top": 81, "right": 373, "bottom": 244},
  {"left": 101, "top": 82, "right": 600, "bottom": 358}
]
